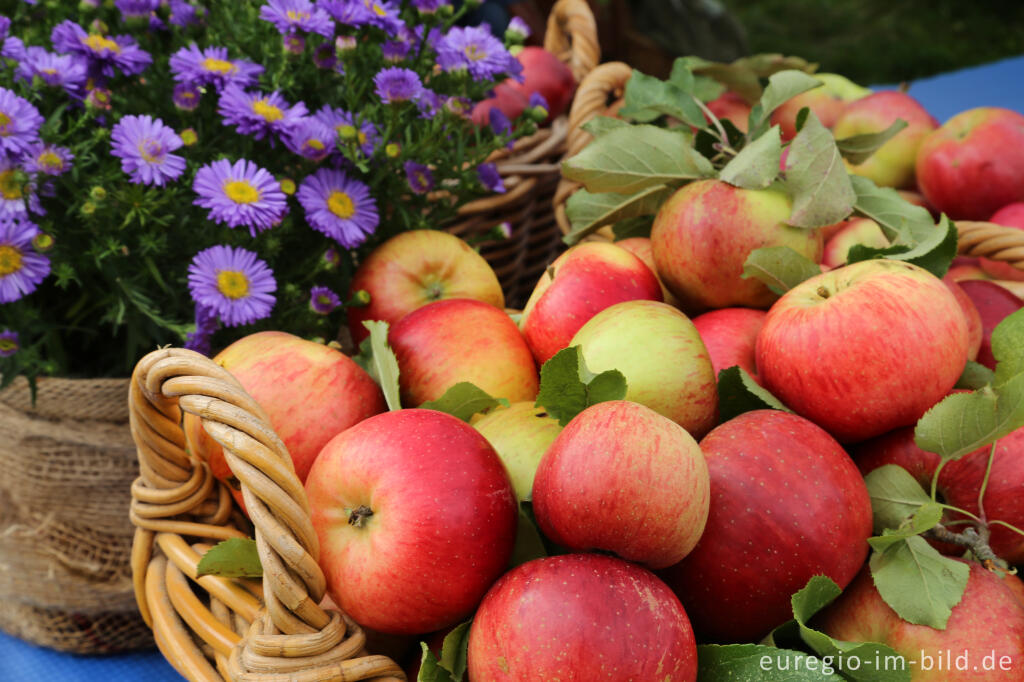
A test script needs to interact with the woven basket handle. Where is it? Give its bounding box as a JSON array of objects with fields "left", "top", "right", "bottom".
[
  {"left": 128, "top": 348, "right": 403, "bottom": 681},
  {"left": 956, "top": 221, "right": 1024, "bottom": 272},
  {"left": 544, "top": 0, "right": 600, "bottom": 83}
]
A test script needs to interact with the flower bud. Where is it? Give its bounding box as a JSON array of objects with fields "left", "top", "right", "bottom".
[
  {"left": 32, "top": 233, "right": 55, "bottom": 252},
  {"left": 89, "top": 186, "right": 107, "bottom": 201},
  {"left": 179, "top": 128, "right": 198, "bottom": 146}
]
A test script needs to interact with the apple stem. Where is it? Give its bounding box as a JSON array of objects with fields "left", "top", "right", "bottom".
[
  {"left": 976, "top": 440, "right": 998, "bottom": 523},
  {"left": 816, "top": 285, "right": 831, "bottom": 299},
  {"left": 347, "top": 505, "right": 374, "bottom": 528},
  {"left": 926, "top": 523, "right": 1000, "bottom": 568}
]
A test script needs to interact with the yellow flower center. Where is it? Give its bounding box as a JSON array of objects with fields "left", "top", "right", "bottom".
[
  {"left": 327, "top": 191, "right": 355, "bottom": 219},
  {"left": 0, "top": 336, "right": 16, "bottom": 354},
  {"left": 40, "top": 67, "right": 58, "bottom": 76},
  {"left": 37, "top": 151, "right": 63, "bottom": 171},
  {"left": 0, "top": 245, "right": 23, "bottom": 277},
  {"left": 286, "top": 9, "right": 310, "bottom": 22},
  {"left": 252, "top": 99, "right": 284, "bottom": 122},
  {"left": 306, "top": 139, "right": 325, "bottom": 151},
  {"left": 137, "top": 139, "right": 164, "bottom": 163},
  {"left": 83, "top": 34, "right": 121, "bottom": 54},
  {"left": 201, "top": 57, "right": 237, "bottom": 74},
  {"left": 464, "top": 44, "right": 487, "bottom": 62},
  {"left": 223, "top": 180, "right": 261, "bottom": 204},
  {"left": 368, "top": 2, "right": 387, "bottom": 17},
  {"left": 216, "top": 270, "right": 250, "bottom": 299},
  {"left": 0, "top": 111, "right": 10, "bottom": 134},
  {"left": 0, "top": 170, "right": 22, "bottom": 199}
]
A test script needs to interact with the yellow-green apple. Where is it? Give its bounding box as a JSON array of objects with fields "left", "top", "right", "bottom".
[
  {"left": 692, "top": 307, "right": 767, "bottom": 383},
  {"left": 570, "top": 300, "right": 718, "bottom": 438},
  {"left": 833, "top": 91, "right": 938, "bottom": 189},
  {"left": 532, "top": 400, "right": 710, "bottom": 569},
  {"left": 519, "top": 242, "right": 662, "bottom": 365},
  {"left": 183, "top": 331, "right": 385, "bottom": 494},
  {"left": 651, "top": 179, "right": 823, "bottom": 312},
  {"left": 771, "top": 72, "right": 872, "bottom": 141},
  {"left": 467, "top": 554, "right": 698, "bottom": 681},
  {"left": 659, "top": 409, "right": 872, "bottom": 643},
  {"left": 916, "top": 107, "right": 1024, "bottom": 220},
  {"left": 615, "top": 236, "right": 681, "bottom": 307},
  {"left": 957, "top": 279, "right": 1023, "bottom": 370},
  {"left": 821, "top": 217, "right": 889, "bottom": 269},
  {"left": 472, "top": 401, "right": 562, "bottom": 501},
  {"left": 756, "top": 260, "right": 969, "bottom": 443},
  {"left": 942, "top": 276, "right": 982, "bottom": 361},
  {"left": 305, "top": 408, "right": 517, "bottom": 635},
  {"left": 389, "top": 298, "right": 538, "bottom": 405},
  {"left": 346, "top": 229, "right": 504, "bottom": 345},
  {"left": 817, "top": 561, "right": 1024, "bottom": 681},
  {"left": 706, "top": 91, "right": 752, "bottom": 133},
  {"left": 983, "top": 202, "right": 1024, "bottom": 281}
]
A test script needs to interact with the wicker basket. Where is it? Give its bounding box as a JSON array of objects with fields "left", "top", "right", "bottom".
[{"left": 447, "top": 0, "right": 600, "bottom": 307}]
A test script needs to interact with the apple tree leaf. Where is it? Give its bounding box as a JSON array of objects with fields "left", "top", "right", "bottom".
[
  {"left": 748, "top": 70, "right": 823, "bottom": 139},
  {"left": 563, "top": 185, "right": 673, "bottom": 245},
  {"left": 534, "top": 346, "right": 627, "bottom": 426},
  {"left": 196, "top": 538, "right": 262, "bottom": 579},
  {"left": 741, "top": 246, "right": 823, "bottom": 296},
  {"left": 783, "top": 111, "right": 857, "bottom": 228},
  {"left": 355, "top": 320, "right": 402, "bottom": 411},
  {"left": 719, "top": 125, "right": 783, "bottom": 190},
  {"left": 696, "top": 644, "right": 844, "bottom": 681},
  {"left": 992, "top": 307, "right": 1024, "bottom": 386},
  {"left": 617, "top": 69, "right": 706, "bottom": 128},
  {"left": 716, "top": 365, "right": 792, "bottom": 423},
  {"left": 561, "top": 125, "right": 714, "bottom": 194},
  {"left": 611, "top": 215, "right": 653, "bottom": 241},
  {"left": 420, "top": 382, "right": 509, "bottom": 423},
  {"left": 417, "top": 620, "right": 471, "bottom": 682},
  {"left": 864, "top": 465, "right": 933, "bottom": 535},
  {"left": 580, "top": 116, "right": 630, "bottom": 139},
  {"left": 955, "top": 360, "right": 995, "bottom": 390},
  {"left": 914, "top": 381, "right": 1024, "bottom": 462},
  {"left": 509, "top": 504, "right": 548, "bottom": 569},
  {"left": 867, "top": 502, "right": 944, "bottom": 553},
  {"left": 869, "top": 535, "right": 969, "bottom": 629},
  {"left": 836, "top": 120, "right": 909, "bottom": 165}
]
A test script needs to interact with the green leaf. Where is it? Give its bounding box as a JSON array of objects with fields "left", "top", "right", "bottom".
[
  {"left": 719, "top": 125, "right": 783, "bottom": 190},
  {"left": 955, "top": 360, "right": 996, "bottom": 390},
  {"left": 564, "top": 185, "right": 673, "bottom": 245},
  {"left": 864, "top": 465, "right": 933, "bottom": 535},
  {"left": 580, "top": 116, "right": 630, "bottom": 139},
  {"left": 617, "top": 70, "right": 706, "bottom": 128},
  {"left": 741, "top": 246, "right": 823, "bottom": 296},
  {"left": 696, "top": 644, "right": 844, "bottom": 681},
  {"left": 561, "top": 125, "right": 714, "bottom": 194},
  {"left": 417, "top": 620, "right": 471, "bottom": 682},
  {"left": 509, "top": 504, "right": 548, "bottom": 569},
  {"left": 914, "top": 382, "right": 1024, "bottom": 462},
  {"left": 748, "top": 70, "right": 824, "bottom": 138},
  {"left": 717, "top": 365, "right": 792, "bottom": 423},
  {"left": 667, "top": 58, "right": 696, "bottom": 94},
  {"left": 685, "top": 56, "right": 763, "bottom": 105},
  {"left": 992, "top": 307, "right": 1024, "bottom": 386},
  {"left": 534, "top": 346, "right": 628, "bottom": 426},
  {"left": 867, "top": 502, "right": 944, "bottom": 553},
  {"left": 869, "top": 535, "right": 969, "bottom": 629},
  {"left": 836, "top": 120, "right": 909, "bottom": 165},
  {"left": 783, "top": 112, "right": 857, "bottom": 228},
  {"left": 356, "top": 320, "right": 402, "bottom": 411},
  {"left": 420, "top": 382, "right": 508, "bottom": 422},
  {"left": 611, "top": 215, "right": 654, "bottom": 241},
  {"left": 196, "top": 538, "right": 262, "bottom": 579}
]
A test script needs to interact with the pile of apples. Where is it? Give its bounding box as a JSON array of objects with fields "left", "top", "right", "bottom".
[{"left": 184, "top": 82, "right": 1024, "bottom": 681}]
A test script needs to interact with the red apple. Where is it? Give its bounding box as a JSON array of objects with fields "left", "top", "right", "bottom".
[
  {"left": 570, "top": 300, "right": 718, "bottom": 438},
  {"left": 817, "top": 561, "right": 1024, "bottom": 681},
  {"left": 916, "top": 107, "right": 1024, "bottom": 220},
  {"left": 519, "top": 242, "right": 662, "bottom": 365},
  {"left": 472, "top": 401, "right": 562, "bottom": 501},
  {"left": 183, "top": 331, "right": 385, "bottom": 493},
  {"left": 821, "top": 217, "right": 889, "bottom": 269},
  {"left": 660, "top": 410, "right": 872, "bottom": 643},
  {"left": 982, "top": 202, "right": 1024, "bottom": 281},
  {"left": 615, "top": 235, "right": 681, "bottom": 307},
  {"left": 467, "top": 554, "right": 698, "bottom": 681},
  {"left": 756, "top": 259, "right": 969, "bottom": 443},
  {"left": 706, "top": 91, "right": 752, "bottom": 133},
  {"left": 771, "top": 72, "right": 872, "bottom": 141},
  {"left": 833, "top": 91, "right": 938, "bottom": 189},
  {"left": 692, "top": 307, "right": 766, "bottom": 382},
  {"left": 389, "top": 298, "right": 538, "bottom": 406},
  {"left": 942, "top": 275, "right": 983, "bottom": 361},
  {"left": 651, "top": 179, "right": 823, "bottom": 312},
  {"left": 471, "top": 81, "right": 529, "bottom": 127},
  {"left": 346, "top": 229, "right": 504, "bottom": 345},
  {"left": 305, "top": 409, "right": 517, "bottom": 635},
  {"left": 957, "top": 279, "right": 1024, "bottom": 370},
  {"left": 532, "top": 400, "right": 710, "bottom": 569}
]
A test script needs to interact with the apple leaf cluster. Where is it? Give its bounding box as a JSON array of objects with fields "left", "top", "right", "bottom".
[
  {"left": 353, "top": 321, "right": 402, "bottom": 411},
  {"left": 417, "top": 620, "right": 471, "bottom": 682},
  {"left": 195, "top": 538, "right": 262, "bottom": 579},
  {"left": 533, "top": 346, "right": 628, "bottom": 426},
  {"left": 716, "top": 366, "right": 792, "bottom": 423},
  {"left": 421, "top": 383, "right": 509, "bottom": 423}
]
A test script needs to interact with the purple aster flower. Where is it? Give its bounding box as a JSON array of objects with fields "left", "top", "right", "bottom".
[
  {"left": 183, "top": 304, "right": 219, "bottom": 356},
  {"left": 261, "top": 0, "right": 334, "bottom": 37},
  {"left": 16, "top": 48, "right": 89, "bottom": 99},
  {"left": 0, "top": 160, "right": 41, "bottom": 219},
  {"left": 0, "top": 17, "right": 9, "bottom": 44},
  {"left": 85, "top": 86, "right": 112, "bottom": 111},
  {"left": 477, "top": 162, "right": 505, "bottom": 194},
  {"left": 412, "top": 0, "right": 448, "bottom": 13},
  {"left": 341, "top": 0, "right": 403, "bottom": 34},
  {"left": 187, "top": 245, "right": 276, "bottom": 327},
  {"left": 297, "top": 168, "right": 378, "bottom": 247},
  {"left": 115, "top": 0, "right": 159, "bottom": 20},
  {"left": 314, "top": 105, "right": 378, "bottom": 156},
  {"left": 529, "top": 91, "right": 549, "bottom": 113},
  {"left": 110, "top": 115, "right": 186, "bottom": 187},
  {"left": 373, "top": 67, "right": 422, "bottom": 104},
  {"left": 218, "top": 85, "right": 308, "bottom": 142},
  {"left": 309, "top": 285, "right": 341, "bottom": 314},
  {"left": 416, "top": 89, "right": 442, "bottom": 119},
  {"left": 490, "top": 107, "right": 512, "bottom": 137},
  {"left": 437, "top": 25, "right": 522, "bottom": 81},
  {"left": 0, "top": 329, "right": 18, "bottom": 358},
  {"left": 381, "top": 40, "right": 410, "bottom": 62},
  {"left": 506, "top": 16, "right": 530, "bottom": 40},
  {"left": 169, "top": 44, "right": 264, "bottom": 89},
  {"left": 317, "top": 0, "right": 372, "bottom": 27},
  {"left": 324, "top": 246, "right": 340, "bottom": 267},
  {"left": 446, "top": 96, "right": 473, "bottom": 119},
  {"left": 0, "top": 217, "right": 50, "bottom": 303},
  {"left": 169, "top": 0, "right": 200, "bottom": 27},
  {"left": 50, "top": 20, "right": 152, "bottom": 78},
  {"left": 403, "top": 161, "right": 434, "bottom": 194},
  {"left": 283, "top": 33, "right": 306, "bottom": 54},
  {"left": 1, "top": 36, "right": 26, "bottom": 62},
  {"left": 313, "top": 43, "right": 336, "bottom": 70},
  {"left": 23, "top": 143, "right": 74, "bottom": 176},
  {"left": 0, "top": 88, "right": 43, "bottom": 159},
  {"left": 284, "top": 117, "right": 336, "bottom": 161},
  {"left": 193, "top": 159, "right": 288, "bottom": 235},
  {"left": 173, "top": 83, "right": 201, "bottom": 111}
]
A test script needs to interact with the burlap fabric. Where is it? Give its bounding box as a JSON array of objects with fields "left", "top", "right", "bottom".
[{"left": 0, "top": 376, "right": 154, "bottom": 653}]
